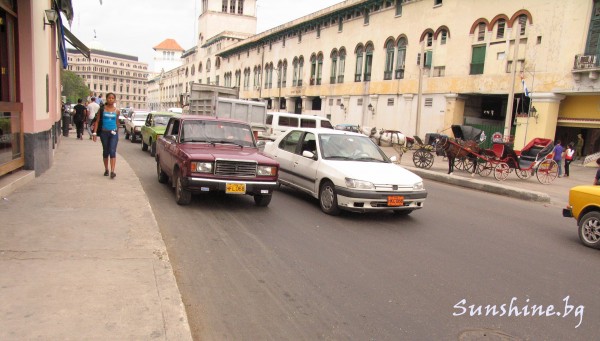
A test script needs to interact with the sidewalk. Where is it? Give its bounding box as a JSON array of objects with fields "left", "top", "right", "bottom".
[
  {"left": 0, "top": 134, "right": 192, "bottom": 340},
  {"left": 381, "top": 146, "right": 597, "bottom": 207}
]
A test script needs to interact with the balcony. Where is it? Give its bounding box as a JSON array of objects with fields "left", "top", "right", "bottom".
[{"left": 573, "top": 54, "right": 600, "bottom": 81}]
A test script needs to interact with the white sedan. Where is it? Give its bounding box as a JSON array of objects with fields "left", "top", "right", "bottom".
[{"left": 263, "top": 128, "right": 427, "bottom": 215}]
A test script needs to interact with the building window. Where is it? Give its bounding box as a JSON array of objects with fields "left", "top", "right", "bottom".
[
  {"left": 355, "top": 46, "right": 364, "bottom": 82},
  {"left": 330, "top": 50, "right": 338, "bottom": 84},
  {"left": 396, "top": 37, "right": 407, "bottom": 79},
  {"left": 434, "top": 0, "right": 442, "bottom": 5},
  {"left": 317, "top": 25, "right": 321, "bottom": 38},
  {"left": 477, "top": 22, "right": 486, "bottom": 41},
  {"left": 364, "top": 44, "right": 373, "bottom": 81},
  {"left": 317, "top": 53, "right": 323, "bottom": 85},
  {"left": 387, "top": 98, "right": 395, "bottom": 106},
  {"left": 293, "top": 58, "right": 299, "bottom": 86},
  {"left": 470, "top": 45, "right": 486, "bottom": 75},
  {"left": 518, "top": 15, "right": 527, "bottom": 36},
  {"left": 364, "top": 8, "right": 369, "bottom": 25},
  {"left": 426, "top": 32, "right": 433, "bottom": 47},
  {"left": 496, "top": 19, "right": 506, "bottom": 39},
  {"left": 433, "top": 66, "right": 445, "bottom": 77},
  {"left": 282, "top": 60, "right": 288, "bottom": 87},
  {"left": 222, "top": 0, "right": 227, "bottom": 12},
  {"left": 310, "top": 55, "right": 317, "bottom": 85},
  {"left": 338, "top": 16, "right": 343, "bottom": 32},
  {"left": 238, "top": 0, "right": 244, "bottom": 14},
  {"left": 440, "top": 30, "right": 448, "bottom": 44},
  {"left": 338, "top": 49, "right": 346, "bottom": 83},
  {"left": 298, "top": 57, "right": 304, "bottom": 86},
  {"left": 230, "top": 0, "right": 235, "bottom": 12},
  {"left": 395, "top": 0, "right": 402, "bottom": 16},
  {"left": 384, "top": 41, "right": 394, "bottom": 80}
]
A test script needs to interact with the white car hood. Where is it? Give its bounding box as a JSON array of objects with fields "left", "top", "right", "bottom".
[{"left": 327, "top": 160, "right": 423, "bottom": 185}]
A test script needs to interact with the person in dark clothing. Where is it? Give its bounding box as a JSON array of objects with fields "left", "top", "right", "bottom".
[
  {"left": 594, "top": 159, "right": 600, "bottom": 185},
  {"left": 73, "top": 98, "right": 88, "bottom": 140},
  {"left": 564, "top": 142, "right": 575, "bottom": 177}
]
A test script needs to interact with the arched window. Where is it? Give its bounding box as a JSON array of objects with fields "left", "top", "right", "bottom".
[
  {"left": 191, "top": 65, "right": 195, "bottom": 76},
  {"left": 216, "top": 57, "right": 221, "bottom": 69},
  {"left": 282, "top": 59, "right": 288, "bottom": 87},
  {"left": 354, "top": 45, "right": 364, "bottom": 82},
  {"left": 310, "top": 54, "right": 317, "bottom": 85},
  {"left": 384, "top": 40, "right": 395, "bottom": 80},
  {"left": 316, "top": 53, "right": 323, "bottom": 85},
  {"left": 338, "top": 48, "right": 346, "bottom": 83},
  {"left": 518, "top": 15, "right": 527, "bottom": 36},
  {"left": 293, "top": 57, "right": 299, "bottom": 86},
  {"left": 477, "top": 22, "right": 486, "bottom": 41},
  {"left": 330, "top": 49, "right": 338, "bottom": 84},
  {"left": 207, "top": 59, "right": 211, "bottom": 72},
  {"left": 396, "top": 37, "right": 407, "bottom": 79},
  {"left": 364, "top": 43, "right": 374, "bottom": 81},
  {"left": 198, "top": 62, "right": 203, "bottom": 73},
  {"left": 496, "top": 19, "right": 506, "bottom": 39},
  {"left": 298, "top": 56, "right": 304, "bottom": 86}
]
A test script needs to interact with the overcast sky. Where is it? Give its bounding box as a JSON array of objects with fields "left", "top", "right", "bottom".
[{"left": 68, "top": 0, "right": 343, "bottom": 68}]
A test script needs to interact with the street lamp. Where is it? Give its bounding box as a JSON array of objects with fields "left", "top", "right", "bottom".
[
  {"left": 529, "top": 106, "right": 538, "bottom": 122},
  {"left": 368, "top": 103, "right": 375, "bottom": 115},
  {"left": 340, "top": 103, "right": 347, "bottom": 118},
  {"left": 44, "top": 9, "right": 58, "bottom": 30}
]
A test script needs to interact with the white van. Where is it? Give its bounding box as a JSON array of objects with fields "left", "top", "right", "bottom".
[{"left": 262, "top": 112, "right": 334, "bottom": 140}]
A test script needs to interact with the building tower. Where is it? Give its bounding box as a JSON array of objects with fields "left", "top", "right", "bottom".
[
  {"left": 198, "top": 0, "right": 257, "bottom": 45},
  {"left": 152, "top": 39, "right": 185, "bottom": 75}
]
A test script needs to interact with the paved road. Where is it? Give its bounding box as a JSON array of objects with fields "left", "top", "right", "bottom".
[{"left": 119, "top": 133, "right": 600, "bottom": 340}]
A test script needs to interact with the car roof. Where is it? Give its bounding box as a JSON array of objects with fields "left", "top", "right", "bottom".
[
  {"left": 288, "top": 127, "right": 364, "bottom": 137},
  {"left": 175, "top": 115, "right": 250, "bottom": 125}
]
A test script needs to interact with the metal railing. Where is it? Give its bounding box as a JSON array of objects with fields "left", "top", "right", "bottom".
[{"left": 573, "top": 54, "right": 600, "bottom": 70}]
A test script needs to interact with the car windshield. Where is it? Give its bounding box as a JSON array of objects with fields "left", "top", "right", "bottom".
[
  {"left": 153, "top": 115, "right": 171, "bottom": 126},
  {"left": 133, "top": 114, "right": 148, "bottom": 121},
  {"left": 180, "top": 120, "right": 255, "bottom": 147},
  {"left": 319, "top": 134, "right": 388, "bottom": 162}
]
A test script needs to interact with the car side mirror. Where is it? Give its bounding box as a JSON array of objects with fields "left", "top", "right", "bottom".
[
  {"left": 389, "top": 155, "right": 398, "bottom": 163},
  {"left": 302, "top": 150, "right": 316, "bottom": 160}
]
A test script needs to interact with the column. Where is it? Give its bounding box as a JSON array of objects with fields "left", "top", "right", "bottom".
[{"left": 513, "top": 92, "right": 565, "bottom": 150}]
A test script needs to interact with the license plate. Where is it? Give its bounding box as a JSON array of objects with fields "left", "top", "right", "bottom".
[
  {"left": 387, "top": 195, "right": 404, "bottom": 207},
  {"left": 226, "top": 183, "right": 246, "bottom": 194}
]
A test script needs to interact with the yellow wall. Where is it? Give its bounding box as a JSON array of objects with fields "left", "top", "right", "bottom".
[{"left": 558, "top": 96, "right": 600, "bottom": 119}]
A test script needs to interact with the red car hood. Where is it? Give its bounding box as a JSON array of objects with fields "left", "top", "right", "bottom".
[{"left": 178, "top": 144, "right": 278, "bottom": 166}]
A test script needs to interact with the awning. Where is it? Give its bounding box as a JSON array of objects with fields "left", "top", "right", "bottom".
[{"left": 63, "top": 26, "right": 90, "bottom": 59}]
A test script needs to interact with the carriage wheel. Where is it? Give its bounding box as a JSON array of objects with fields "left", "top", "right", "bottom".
[
  {"left": 454, "top": 157, "right": 466, "bottom": 171},
  {"left": 463, "top": 158, "right": 478, "bottom": 173},
  {"left": 515, "top": 169, "right": 531, "bottom": 179},
  {"left": 493, "top": 162, "right": 511, "bottom": 181},
  {"left": 477, "top": 161, "right": 493, "bottom": 177},
  {"left": 536, "top": 159, "right": 558, "bottom": 184},
  {"left": 412, "top": 149, "right": 434, "bottom": 169}
]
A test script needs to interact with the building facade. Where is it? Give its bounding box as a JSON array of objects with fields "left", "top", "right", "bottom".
[
  {"left": 0, "top": 0, "right": 88, "bottom": 177},
  {"left": 152, "top": 38, "right": 185, "bottom": 77},
  {"left": 66, "top": 49, "right": 149, "bottom": 110},
  {"left": 149, "top": 0, "right": 600, "bottom": 154}
]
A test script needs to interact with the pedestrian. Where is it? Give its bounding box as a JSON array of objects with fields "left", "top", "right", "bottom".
[
  {"left": 86, "top": 97, "right": 100, "bottom": 139},
  {"left": 576, "top": 134, "right": 584, "bottom": 160},
  {"left": 553, "top": 140, "right": 564, "bottom": 177},
  {"left": 72, "top": 98, "right": 87, "bottom": 140},
  {"left": 92, "top": 92, "right": 120, "bottom": 179},
  {"left": 564, "top": 142, "right": 575, "bottom": 177},
  {"left": 594, "top": 158, "right": 600, "bottom": 185},
  {"left": 96, "top": 94, "right": 104, "bottom": 106}
]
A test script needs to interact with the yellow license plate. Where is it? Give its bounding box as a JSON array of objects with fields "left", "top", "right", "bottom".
[
  {"left": 226, "top": 183, "right": 246, "bottom": 194},
  {"left": 387, "top": 196, "right": 404, "bottom": 207}
]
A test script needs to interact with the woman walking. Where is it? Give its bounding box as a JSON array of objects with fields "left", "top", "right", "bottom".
[
  {"left": 92, "top": 93, "right": 120, "bottom": 178},
  {"left": 564, "top": 142, "right": 575, "bottom": 177}
]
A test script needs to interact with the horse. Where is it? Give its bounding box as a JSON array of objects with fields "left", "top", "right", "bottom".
[
  {"left": 361, "top": 126, "right": 406, "bottom": 147},
  {"left": 437, "top": 136, "right": 482, "bottom": 175}
]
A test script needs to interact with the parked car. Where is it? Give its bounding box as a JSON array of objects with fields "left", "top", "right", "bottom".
[
  {"left": 563, "top": 185, "right": 600, "bottom": 249},
  {"left": 155, "top": 115, "right": 279, "bottom": 206},
  {"left": 334, "top": 124, "right": 360, "bottom": 133},
  {"left": 263, "top": 128, "right": 427, "bottom": 215},
  {"left": 124, "top": 111, "right": 149, "bottom": 142},
  {"left": 141, "top": 112, "right": 178, "bottom": 157},
  {"left": 262, "top": 112, "right": 333, "bottom": 141}
]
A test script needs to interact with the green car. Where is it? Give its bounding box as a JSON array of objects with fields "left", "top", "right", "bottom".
[{"left": 141, "top": 112, "right": 178, "bottom": 157}]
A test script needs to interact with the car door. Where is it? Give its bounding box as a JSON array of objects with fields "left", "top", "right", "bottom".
[
  {"left": 271, "top": 130, "right": 303, "bottom": 184},
  {"left": 142, "top": 114, "right": 153, "bottom": 144},
  {"left": 159, "top": 118, "right": 180, "bottom": 176},
  {"left": 290, "top": 132, "right": 320, "bottom": 195}
]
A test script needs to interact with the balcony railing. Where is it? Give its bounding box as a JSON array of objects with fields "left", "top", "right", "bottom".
[{"left": 573, "top": 54, "right": 600, "bottom": 70}]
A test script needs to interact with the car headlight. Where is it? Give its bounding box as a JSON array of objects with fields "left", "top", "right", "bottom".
[
  {"left": 345, "top": 177, "right": 375, "bottom": 190},
  {"left": 257, "top": 165, "right": 277, "bottom": 176},
  {"left": 190, "top": 162, "right": 213, "bottom": 173},
  {"left": 413, "top": 181, "right": 424, "bottom": 190}
]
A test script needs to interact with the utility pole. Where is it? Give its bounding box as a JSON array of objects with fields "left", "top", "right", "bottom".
[
  {"left": 415, "top": 44, "right": 424, "bottom": 137},
  {"left": 504, "top": 38, "right": 521, "bottom": 139}
]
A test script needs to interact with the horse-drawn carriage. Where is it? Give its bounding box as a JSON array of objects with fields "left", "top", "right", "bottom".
[{"left": 436, "top": 125, "right": 559, "bottom": 184}]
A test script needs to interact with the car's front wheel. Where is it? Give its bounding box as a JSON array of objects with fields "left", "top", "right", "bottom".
[
  {"left": 578, "top": 211, "right": 600, "bottom": 249},
  {"left": 174, "top": 170, "right": 191, "bottom": 205},
  {"left": 319, "top": 180, "right": 340, "bottom": 215},
  {"left": 124, "top": 129, "right": 130, "bottom": 140},
  {"left": 130, "top": 131, "right": 137, "bottom": 143},
  {"left": 254, "top": 194, "right": 272, "bottom": 207},
  {"left": 150, "top": 139, "right": 156, "bottom": 157},
  {"left": 141, "top": 137, "right": 148, "bottom": 151}
]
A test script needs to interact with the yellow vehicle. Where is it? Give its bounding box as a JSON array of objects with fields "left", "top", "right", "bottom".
[{"left": 563, "top": 186, "right": 600, "bottom": 249}]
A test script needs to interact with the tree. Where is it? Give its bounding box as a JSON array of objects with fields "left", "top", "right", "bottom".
[{"left": 61, "top": 69, "right": 89, "bottom": 104}]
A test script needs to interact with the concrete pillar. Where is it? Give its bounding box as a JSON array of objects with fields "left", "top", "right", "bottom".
[
  {"left": 513, "top": 93, "right": 565, "bottom": 150},
  {"left": 444, "top": 93, "right": 466, "bottom": 130}
]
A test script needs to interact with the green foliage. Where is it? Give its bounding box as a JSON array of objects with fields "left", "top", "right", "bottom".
[{"left": 61, "top": 69, "right": 89, "bottom": 104}]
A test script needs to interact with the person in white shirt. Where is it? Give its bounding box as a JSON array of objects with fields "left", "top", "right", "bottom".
[{"left": 86, "top": 97, "right": 100, "bottom": 139}]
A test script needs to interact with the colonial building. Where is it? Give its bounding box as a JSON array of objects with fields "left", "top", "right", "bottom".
[
  {"left": 0, "top": 0, "right": 88, "bottom": 178},
  {"left": 66, "top": 48, "right": 149, "bottom": 110},
  {"left": 152, "top": 38, "right": 185, "bottom": 76},
  {"left": 149, "top": 0, "right": 600, "bottom": 154}
]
